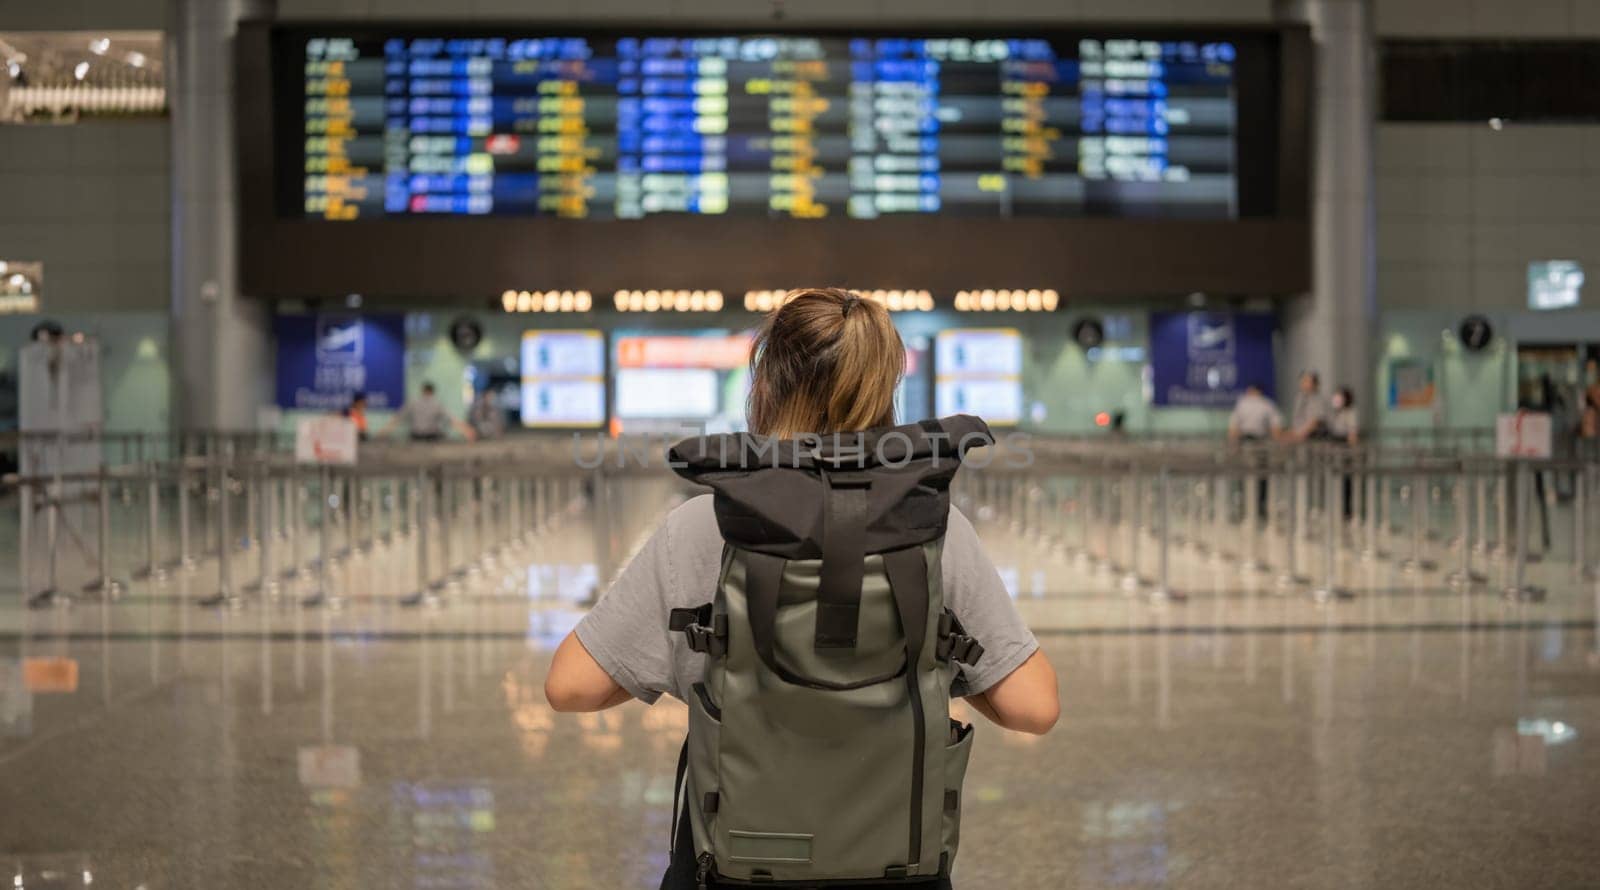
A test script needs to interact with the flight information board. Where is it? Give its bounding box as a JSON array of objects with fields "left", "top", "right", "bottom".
[
  {"left": 935, "top": 328, "right": 1024, "bottom": 425},
  {"left": 519, "top": 330, "right": 606, "bottom": 428},
  {"left": 295, "top": 32, "right": 1240, "bottom": 221}
]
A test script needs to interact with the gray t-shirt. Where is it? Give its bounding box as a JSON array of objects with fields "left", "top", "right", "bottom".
[{"left": 576, "top": 494, "right": 1039, "bottom": 705}]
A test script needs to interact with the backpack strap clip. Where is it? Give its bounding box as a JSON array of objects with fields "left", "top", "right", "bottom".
[
  {"left": 936, "top": 610, "right": 985, "bottom": 666},
  {"left": 670, "top": 604, "right": 728, "bottom": 657}
]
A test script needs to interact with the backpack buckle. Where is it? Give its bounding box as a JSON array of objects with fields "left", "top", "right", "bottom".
[
  {"left": 684, "top": 616, "right": 728, "bottom": 657},
  {"left": 936, "top": 610, "right": 984, "bottom": 666},
  {"left": 671, "top": 605, "right": 727, "bottom": 657}
]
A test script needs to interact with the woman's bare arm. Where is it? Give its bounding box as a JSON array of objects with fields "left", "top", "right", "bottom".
[
  {"left": 546, "top": 632, "right": 633, "bottom": 712},
  {"left": 965, "top": 649, "right": 1059, "bottom": 735}
]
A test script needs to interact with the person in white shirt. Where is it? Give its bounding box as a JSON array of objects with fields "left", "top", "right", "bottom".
[
  {"left": 1287, "top": 371, "right": 1330, "bottom": 442},
  {"left": 1228, "top": 384, "right": 1282, "bottom": 443}
]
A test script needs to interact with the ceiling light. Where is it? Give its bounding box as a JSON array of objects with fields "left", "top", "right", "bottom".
[
  {"left": 89, "top": 38, "right": 111, "bottom": 55},
  {"left": 74, "top": 61, "right": 90, "bottom": 81},
  {"left": 501, "top": 289, "right": 517, "bottom": 312},
  {"left": 575, "top": 290, "right": 592, "bottom": 312},
  {"left": 126, "top": 51, "right": 147, "bottom": 68},
  {"left": 5, "top": 62, "right": 18, "bottom": 80}
]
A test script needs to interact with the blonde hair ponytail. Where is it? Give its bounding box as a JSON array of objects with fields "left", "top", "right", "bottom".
[{"left": 747, "top": 288, "right": 905, "bottom": 438}]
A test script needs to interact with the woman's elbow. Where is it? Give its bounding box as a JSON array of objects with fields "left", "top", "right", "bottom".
[
  {"left": 544, "top": 673, "right": 601, "bottom": 712},
  {"left": 1010, "top": 699, "right": 1060, "bottom": 735}
]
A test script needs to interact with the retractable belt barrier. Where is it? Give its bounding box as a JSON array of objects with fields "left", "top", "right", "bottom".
[{"left": 2, "top": 432, "right": 1591, "bottom": 610}]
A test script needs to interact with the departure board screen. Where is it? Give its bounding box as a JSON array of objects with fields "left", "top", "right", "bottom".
[
  {"left": 295, "top": 32, "right": 1241, "bottom": 221},
  {"left": 935, "top": 328, "right": 1024, "bottom": 425},
  {"left": 519, "top": 330, "right": 606, "bottom": 428}
]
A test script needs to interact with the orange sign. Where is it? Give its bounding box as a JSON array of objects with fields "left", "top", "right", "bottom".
[
  {"left": 22, "top": 657, "right": 78, "bottom": 693},
  {"left": 616, "top": 335, "right": 752, "bottom": 370}
]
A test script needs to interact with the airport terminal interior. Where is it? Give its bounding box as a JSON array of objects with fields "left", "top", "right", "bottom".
[{"left": 2, "top": 0, "right": 1600, "bottom": 887}]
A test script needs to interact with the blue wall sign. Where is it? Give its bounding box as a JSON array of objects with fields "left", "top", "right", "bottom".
[
  {"left": 274, "top": 314, "right": 406, "bottom": 411},
  {"left": 1149, "top": 311, "right": 1276, "bottom": 408}
]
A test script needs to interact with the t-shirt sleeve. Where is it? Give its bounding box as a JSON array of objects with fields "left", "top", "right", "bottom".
[
  {"left": 941, "top": 506, "right": 1040, "bottom": 698},
  {"left": 574, "top": 518, "right": 677, "bottom": 705}
]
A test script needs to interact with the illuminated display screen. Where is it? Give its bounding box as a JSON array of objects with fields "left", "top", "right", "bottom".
[
  {"left": 295, "top": 32, "right": 1239, "bottom": 221},
  {"left": 612, "top": 331, "right": 753, "bottom": 433},
  {"left": 935, "top": 328, "right": 1024, "bottom": 424},
  {"left": 519, "top": 329, "right": 605, "bottom": 427}
]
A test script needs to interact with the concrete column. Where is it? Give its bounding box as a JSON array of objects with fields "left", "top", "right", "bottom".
[
  {"left": 1275, "top": 0, "right": 1377, "bottom": 425},
  {"left": 170, "top": 0, "right": 275, "bottom": 431}
]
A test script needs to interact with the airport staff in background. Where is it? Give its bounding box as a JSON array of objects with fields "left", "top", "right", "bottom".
[
  {"left": 469, "top": 388, "right": 506, "bottom": 441},
  {"left": 380, "top": 382, "right": 476, "bottom": 442},
  {"left": 1285, "top": 370, "right": 1330, "bottom": 442},
  {"left": 1227, "top": 383, "right": 1282, "bottom": 443},
  {"left": 1326, "top": 386, "right": 1359, "bottom": 446}
]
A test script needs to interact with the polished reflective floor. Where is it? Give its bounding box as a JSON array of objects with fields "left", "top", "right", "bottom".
[{"left": 2, "top": 483, "right": 1598, "bottom": 889}]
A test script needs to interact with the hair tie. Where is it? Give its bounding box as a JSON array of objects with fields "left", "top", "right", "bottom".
[{"left": 841, "top": 294, "right": 860, "bottom": 318}]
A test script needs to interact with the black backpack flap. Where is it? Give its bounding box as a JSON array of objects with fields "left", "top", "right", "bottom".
[{"left": 667, "top": 416, "right": 993, "bottom": 560}]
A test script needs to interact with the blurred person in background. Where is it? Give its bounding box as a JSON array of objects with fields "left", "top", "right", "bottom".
[
  {"left": 1327, "top": 386, "right": 1359, "bottom": 446},
  {"left": 469, "top": 387, "right": 506, "bottom": 441},
  {"left": 1227, "top": 383, "right": 1281, "bottom": 444},
  {"left": 344, "top": 391, "right": 369, "bottom": 441},
  {"left": 1579, "top": 389, "right": 1600, "bottom": 458},
  {"left": 1327, "top": 385, "right": 1359, "bottom": 517},
  {"left": 380, "top": 381, "right": 476, "bottom": 442},
  {"left": 1228, "top": 383, "right": 1280, "bottom": 520},
  {"left": 1284, "top": 370, "right": 1329, "bottom": 442}
]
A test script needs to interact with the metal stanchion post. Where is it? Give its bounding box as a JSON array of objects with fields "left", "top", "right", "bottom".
[
  {"left": 1243, "top": 464, "right": 1265, "bottom": 573},
  {"left": 1405, "top": 471, "right": 1438, "bottom": 572},
  {"left": 1446, "top": 473, "right": 1485, "bottom": 587},
  {"left": 254, "top": 465, "right": 278, "bottom": 597},
  {"left": 202, "top": 462, "right": 239, "bottom": 608},
  {"left": 1494, "top": 471, "right": 1509, "bottom": 562},
  {"left": 1120, "top": 468, "right": 1143, "bottom": 591},
  {"left": 1575, "top": 463, "right": 1591, "bottom": 580},
  {"left": 1504, "top": 461, "right": 1545, "bottom": 602},
  {"left": 133, "top": 463, "right": 165, "bottom": 581},
  {"left": 1312, "top": 465, "right": 1349, "bottom": 602},
  {"left": 18, "top": 481, "right": 32, "bottom": 607},
  {"left": 245, "top": 465, "right": 258, "bottom": 554},
  {"left": 441, "top": 472, "right": 459, "bottom": 583},
  {"left": 1362, "top": 470, "right": 1379, "bottom": 560},
  {"left": 1277, "top": 464, "right": 1307, "bottom": 588},
  {"left": 1209, "top": 474, "right": 1226, "bottom": 562},
  {"left": 402, "top": 467, "right": 431, "bottom": 607},
  {"left": 284, "top": 472, "right": 305, "bottom": 582},
  {"left": 1150, "top": 467, "right": 1184, "bottom": 603},
  {"left": 177, "top": 463, "right": 193, "bottom": 571},
  {"left": 82, "top": 464, "right": 121, "bottom": 597},
  {"left": 475, "top": 474, "right": 491, "bottom": 568},
  {"left": 303, "top": 466, "right": 340, "bottom": 608},
  {"left": 1474, "top": 470, "right": 1490, "bottom": 556}
]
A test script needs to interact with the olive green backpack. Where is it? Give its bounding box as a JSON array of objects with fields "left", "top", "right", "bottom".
[{"left": 666, "top": 416, "right": 992, "bottom": 888}]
